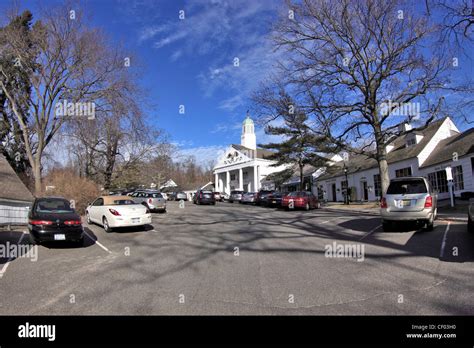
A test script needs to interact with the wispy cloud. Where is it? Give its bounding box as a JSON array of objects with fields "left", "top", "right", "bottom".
[
  {"left": 176, "top": 145, "right": 227, "bottom": 167},
  {"left": 139, "top": 0, "right": 283, "bottom": 112}
]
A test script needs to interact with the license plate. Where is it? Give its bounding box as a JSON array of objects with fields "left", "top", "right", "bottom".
[
  {"left": 54, "top": 234, "right": 66, "bottom": 240},
  {"left": 131, "top": 218, "right": 140, "bottom": 223},
  {"left": 272, "top": 200, "right": 277, "bottom": 204}
]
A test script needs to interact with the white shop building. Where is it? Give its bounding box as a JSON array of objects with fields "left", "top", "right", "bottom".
[
  {"left": 213, "top": 114, "right": 286, "bottom": 194},
  {"left": 315, "top": 117, "right": 474, "bottom": 202}
]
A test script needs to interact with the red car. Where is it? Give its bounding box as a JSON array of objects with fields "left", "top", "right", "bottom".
[{"left": 282, "top": 191, "right": 320, "bottom": 210}]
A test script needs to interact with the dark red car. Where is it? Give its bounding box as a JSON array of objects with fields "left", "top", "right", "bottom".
[{"left": 281, "top": 191, "right": 320, "bottom": 210}]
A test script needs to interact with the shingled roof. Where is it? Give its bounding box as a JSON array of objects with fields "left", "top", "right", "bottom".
[
  {"left": 0, "top": 154, "right": 35, "bottom": 202},
  {"left": 420, "top": 127, "right": 474, "bottom": 168},
  {"left": 231, "top": 144, "right": 274, "bottom": 159},
  {"left": 317, "top": 118, "right": 446, "bottom": 181}
]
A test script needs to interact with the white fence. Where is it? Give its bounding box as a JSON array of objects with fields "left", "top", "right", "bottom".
[{"left": 0, "top": 205, "right": 30, "bottom": 225}]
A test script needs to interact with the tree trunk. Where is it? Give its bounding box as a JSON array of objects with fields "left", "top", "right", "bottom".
[
  {"left": 299, "top": 163, "right": 304, "bottom": 191},
  {"left": 33, "top": 156, "right": 42, "bottom": 195}
]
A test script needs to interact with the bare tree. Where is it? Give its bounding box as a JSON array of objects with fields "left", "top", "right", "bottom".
[
  {"left": 260, "top": 0, "right": 472, "bottom": 196},
  {"left": 0, "top": 5, "right": 128, "bottom": 193}
]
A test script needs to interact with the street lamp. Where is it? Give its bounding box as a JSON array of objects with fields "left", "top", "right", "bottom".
[{"left": 343, "top": 165, "right": 349, "bottom": 205}]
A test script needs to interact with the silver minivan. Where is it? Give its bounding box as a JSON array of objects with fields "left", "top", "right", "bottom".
[
  {"left": 380, "top": 177, "right": 437, "bottom": 231},
  {"left": 130, "top": 190, "right": 167, "bottom": 213}
]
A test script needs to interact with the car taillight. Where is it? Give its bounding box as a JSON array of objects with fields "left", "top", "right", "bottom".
[
  {"left": 109, "top": 209, "right": 121, "bottom": 216},
  {"left": 148, "top": 198, "right": 152, "bottom": 204},
  {"left": 424, "top": 196, "right": 433, "bottom": 208},
  {"left": 200, "top": 193, "right": 203, "bottom": 198},
  {"left": 64, "top": 220, "right": 82, "bottom": 226},
  {"left": 29, "top": 220, "right": 53, "bottom": 225},
  {"left": 380, "top": 197, "right": 387, "bottom": 208}
]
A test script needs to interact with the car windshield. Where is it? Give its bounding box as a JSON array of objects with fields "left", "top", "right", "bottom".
[
  {"left": 387, "top": 180, "right": 427, "bottom": 194},
  {"left": 111, "top": 199, "right": 136, "bottom": 205},
  {"left": 36, "top": 199, "right": 74, "bottom": 213}
]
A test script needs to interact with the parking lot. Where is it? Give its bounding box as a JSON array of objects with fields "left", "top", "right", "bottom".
[{"left": 0, "top": 201, "right": 473, "bottom": 315}]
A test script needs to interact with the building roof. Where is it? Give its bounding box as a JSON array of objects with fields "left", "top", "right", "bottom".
[
  {"left": 0, "top": 154, "right": 35, "bottom": 202},
  {"left": 317, "top": 118, "right": 447, "bottom": 181},
  {"left": 420, "top": 127, "right": 474, "bottom": 168},
  {"left": 231, "top": 144, "right": 274, "bottom": 159}
]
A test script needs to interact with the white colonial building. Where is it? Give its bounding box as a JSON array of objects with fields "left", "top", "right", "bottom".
[
  {"left": 315, "top": 117, "right": 474, "bottom": 202},
  {"left": 213, "top": 114, "right": 286, "bottom": 194}
]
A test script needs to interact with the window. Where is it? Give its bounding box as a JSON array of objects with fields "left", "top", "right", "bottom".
[
  {"left": 387, "top": 179, "right": 428, "bottom": 194},
  {"left": 230, "top": 174, "right": 236, "bottom": 181},
  {"left": 373, "top": 174, "right": 381, "bottom": 198},
  {"left": 395, "top": 167, "right": 412, "bottom": 178},
  {"left": 341, "top": 180, "right": 348, "bottom": 189},
  {"left": 406, "top": 136, "right": 416, "bottom": 146},
  {"left": 452, "top": 165, "right": 464, "bottom": 191},
  {"left": 92, "top": 198, "right": 104, "bottom": 206},
  {"left": 428, "top": 170, "right": 448, "bottom": 193}
]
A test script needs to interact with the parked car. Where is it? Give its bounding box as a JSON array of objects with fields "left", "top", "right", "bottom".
[
  {"left": 193, "top": 190, "right": 216, "bottom": 205},
  {"left": 380, "top": 177, "right": 437, "bottom": 231},
  {"left": 167, "top": 192, "right": 177, "bottom": 201},
  {"left": 213, "top": 192, "right": 222, "bottom": 201},
  {"left": 86, "top": 196, "right": 152, "bottom": 233},
  {"left": 229, "top": 190, "right": 245, "bottom": 203},
  {"left": 266, "top": 192, "right": 286, "bottom": 208},
  {"left": 222, "top": 192, "right": 230, "bottom": 201},
  {"left": 241, "top": 192, "right": 257, "bottom": 204},
  {"left": 256, "top": 190, "right": 274, "bottom": 206},
  {"left": 468, "top": 198, "right": 474, "bottom": 233},
  {"left": 176, "top": 192, "right": 188, "bottom": 201},
  {"left": 160, "top": 192, "right": 168, "bottom": 201},
  {"left": 28, "top": 197, "right": 84, "bottom": 245},
  {"left": 282, "top": 191, "right": 320, "bottom": 210},
  {"left": 130, "top": 190, "right": 166, "bottom": 212}
]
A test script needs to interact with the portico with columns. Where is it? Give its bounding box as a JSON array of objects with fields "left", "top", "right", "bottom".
[{"left": 213, "top": 113, "right": 287, "bottom": 194}]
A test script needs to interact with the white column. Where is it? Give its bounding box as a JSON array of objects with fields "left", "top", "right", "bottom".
[
  {"left": 253, "top": 165, "right": 258, "bottom": 192},
  {"left": 226, "top": 171, "right": 230, "bottom": 194},
  {"left": 214, "top": 173, "right": 219, "bottom": 192},
  {"left": 239, "top": 168, "right": 243, "bottom": 190}
]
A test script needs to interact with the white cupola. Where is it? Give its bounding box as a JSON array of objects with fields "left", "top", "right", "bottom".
[{"left": 241, "top": 111, "right": 256, "bottom": 150}]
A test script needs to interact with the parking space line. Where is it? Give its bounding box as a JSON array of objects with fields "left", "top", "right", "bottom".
[
  {"left": 439, "top": 223, "right": 450, "bottom": 259},
  {"left": 359, "top": 224, "right": 381, "bottom": 241},
  {"left": 0, "top": 232, "right": 26, "bottom": 279},
  {"left": 83, "top": 230, "right": 112, "bottom": 254}
]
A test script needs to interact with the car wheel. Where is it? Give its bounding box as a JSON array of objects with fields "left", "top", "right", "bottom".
[
  {"left": 103, "top": 217, "right": 112, "bottom": 233},
  {"left": 29, "top": 234, "right": 38, "bottom": 245},
  {"left": 86, "top": 212, "right": 92, "bottom": 225},
  {"left": 305, "top": 203, "right": 310, "bottom": 211},
  {"left": 425, "top": 216, "right": 434, "bottom": 231}
]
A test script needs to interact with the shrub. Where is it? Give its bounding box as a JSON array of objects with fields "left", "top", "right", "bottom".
[{"left": 43, "top": 169, "right": 100, "bottom": 215}]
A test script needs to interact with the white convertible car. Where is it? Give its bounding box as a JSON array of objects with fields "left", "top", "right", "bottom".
[{"left": 86, "top": 196, "right": 152, "bottom": 232}]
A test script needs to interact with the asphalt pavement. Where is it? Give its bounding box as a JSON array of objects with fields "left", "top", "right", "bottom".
[{"left": 0, "top": 201, "right": 472, "bottom": 315}]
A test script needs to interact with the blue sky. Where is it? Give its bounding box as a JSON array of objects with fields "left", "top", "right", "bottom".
[
  {"left": 1, "top": 0, "right": 284, "bottom": 165},
  {"left": 1, "top": 0, "right": 472, "bottom": 167}
]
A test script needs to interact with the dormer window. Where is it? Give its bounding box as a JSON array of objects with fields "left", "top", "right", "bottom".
[{"left": 406, "top": 136, "right": 416, "bottom": 147}]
